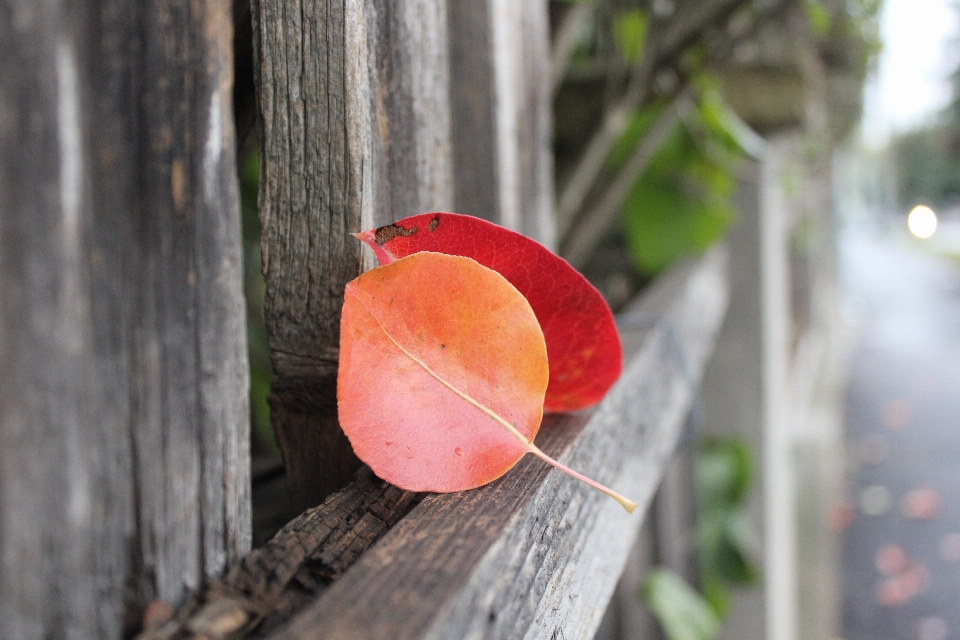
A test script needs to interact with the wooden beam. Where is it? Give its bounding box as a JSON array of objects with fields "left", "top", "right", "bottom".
[
  {"left": 0, "top": 0, "right": 249, "bottom": 635},
  {"left": 252, "top": 0, "right": 454, "bottom": 510},
  {"left": 448, "top": 0, "right": 555, "bottom": 247},
  {"left": 135, "top": 468, "right": 420, "bottom": 640}
]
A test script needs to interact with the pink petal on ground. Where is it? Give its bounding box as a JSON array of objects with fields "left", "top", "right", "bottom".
[
  {"left": 902, "top": 487, "right": 941, "bottom": 520},
  {"left": 875, "top": 543, "right": 909, "bottom": 575},
  {"left": 899, "top": 562, "right": 929, "bottom": 599},
  {"left": 876, "top": 576, "right": 909, "bottom": 607},
  {"left": 883, "top": 398, "right": 911, "bottom": 430},
  {"left": 829, "top": 500, "right": 854, "bottom": 532}
]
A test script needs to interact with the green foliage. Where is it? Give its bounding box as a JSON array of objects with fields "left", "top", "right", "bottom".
[
  {"left": 806, "top": 0, "right": 882, "bottom": 80},
  {"left": 896, "top": 4, "right": 960, "bottom": 210},
  {"left": 804, "top": 0, "right": 833, "bottom": 37},
  {"left": 642, "top": 438, "right": 760, "bottom": 640},
  {"left": 240, "top": 152, "right": 279, "bottom": 457},
  {"left": 844, "top": 0, "right": 884, "bottom": 61},
  {"left": 612, "top": 9, "right": 649, "bottom": 65},
  {"left": 614, "top": 83, "right": 745, "bottom": 276},
  {"left": 894, "top": 125, "right": 960, "bottom": 209},
  {"left": 697, "top": 438, "right": 760, "bottom": 591},
  {"left": 642, "top": 570, "right": 722, "bottom": 640}
]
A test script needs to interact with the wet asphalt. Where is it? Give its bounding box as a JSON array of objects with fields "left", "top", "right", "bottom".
[{"left": 841, "top": 230, "right": 960, "bottom": 640}]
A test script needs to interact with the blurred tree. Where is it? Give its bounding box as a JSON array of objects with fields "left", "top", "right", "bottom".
[
  {"left": 894, "top": 2, "right": 960, "bottom": 210},
  {"left": 894, "top": 127, "right": 960, "bottom": 208}
]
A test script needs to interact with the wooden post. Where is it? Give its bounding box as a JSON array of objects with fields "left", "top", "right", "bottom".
[
  {"left": 0, "top": 0, "right": 249, "bottom": 637},
  {"left": 252, "top": 0, "right": 454, "bottom": 510},
  {"left": 448, "top": 0, "right": 555, "bottom": 248}
]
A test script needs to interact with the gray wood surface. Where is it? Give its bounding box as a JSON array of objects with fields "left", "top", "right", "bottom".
[
  {"left": 253, "top": 0, "right": 454, "bottom": 509},
  {"left": 0, "top": 1, "right": 250, "bottom": 637},
  {"left": 265, "top": 246, "right": 729, "bottom": 640},
  {"left": 702, "top": 160, "right": 768, "bottom": 640},
  {"left": 448, "top": 0, "right": 555, "bottom": 248},
  {"left": 135, "top": 467, "right": 420, "bottom": 640}
]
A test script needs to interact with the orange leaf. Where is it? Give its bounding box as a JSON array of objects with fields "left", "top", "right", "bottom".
[{"left": 337, "top": 252, "right": 636, "bottom": 511}]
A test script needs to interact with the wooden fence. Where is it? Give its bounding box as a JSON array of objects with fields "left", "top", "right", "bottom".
[
  {"left": 1, "top": 3, "right": 249, "bottom": 637},
  {"left": 0, "top": 1, "right": 784, "bottom": 638}
]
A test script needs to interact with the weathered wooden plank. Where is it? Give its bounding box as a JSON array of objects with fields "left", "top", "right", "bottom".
[
  {"left": 135, "top": 467, "right": 420, "bottom": 640},
  {"left": 653, "top": 448, "right": 699, "bottom": 584},
  {"left": 253, "top": 0, "right": 454, "bottom": 509},
  {"left": 593, "top": 517, "right": 659, "bottom": 640},
  {"left": 595, "top": 438, "right": 698, "bottom": 640},
  {"left": 264, "top": 246, "right": 729, "bottom": 640},
  {"left": 448, "top": 0, "right": 555, "bottom": 248},
  {"left": 0, "top": 0, "right": 249, "bottom": 637}
]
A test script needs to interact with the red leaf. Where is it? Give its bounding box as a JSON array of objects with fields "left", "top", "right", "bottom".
[
  {"left": 337, "top": 252, "right": 636, "bottom": 511},
  {"left": 355, "top": 213, "right": 622, "bottom": 412}
]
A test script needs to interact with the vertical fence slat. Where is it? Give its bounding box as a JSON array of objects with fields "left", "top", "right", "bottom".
[
  {"left": 254, "top": 0, "right": 453, "bottom": 510},
  {"left": 701, "top": 159, "right": 769, "bottom": 640},
  {"left": 448, "top": 0, "right": 555, "bottom": 248},
  {"left": 0, "top": 1, "right": 249, "bottom": 636}
]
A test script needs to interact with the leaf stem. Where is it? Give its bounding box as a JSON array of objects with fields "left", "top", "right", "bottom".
[{"left": 527, "top": 444, "right": 638, "bottom": 513}]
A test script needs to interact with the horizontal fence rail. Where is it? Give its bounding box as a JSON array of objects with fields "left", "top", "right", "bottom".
[{"left": 146, "top": 245, "right": 729, "bottom": 640}]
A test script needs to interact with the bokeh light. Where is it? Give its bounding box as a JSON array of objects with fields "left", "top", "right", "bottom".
[{"left": 908, "top": 205, "right": 938, "bottom": 239}]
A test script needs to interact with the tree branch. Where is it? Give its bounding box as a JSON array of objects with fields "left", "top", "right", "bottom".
[
  {"left": 560, "top": 90, "right": 695, "bottom": 270},
  {"left": 555, "top": 0, "right": 755, "bottom": 241},
  {"left": 551, "top": 0, "right": 599, "bottom": 94}
]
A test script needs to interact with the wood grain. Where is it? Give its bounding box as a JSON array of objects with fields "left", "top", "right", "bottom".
[
  {"left": 0, "top": 0, "right": 249, "bottom": 637},
  {"left": 264, "top": 246, "right": 729, "bottom": 640},
  {"left": 448, "top": 0, "right": 555, "bottom": 248},
  {"left": 135, "top": 467, "right": 420, "bottom": 640},
  {"left": 131, "top": 246, "right": 729, "bottom": 640},
  {"left": 253, "top": 0, "right": 454, "bottom": 509}
]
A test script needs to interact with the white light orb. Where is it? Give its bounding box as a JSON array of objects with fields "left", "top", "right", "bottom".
[{"left": 908, "top": 205, "right": 938, "bottom": 239}]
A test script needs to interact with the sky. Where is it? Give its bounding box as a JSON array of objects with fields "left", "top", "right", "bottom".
[{"left": 862, "top": 0, "right": 960, "bottom": 145}]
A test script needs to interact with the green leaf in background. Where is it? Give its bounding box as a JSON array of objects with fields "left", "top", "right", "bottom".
[
  {"left": 621, "top": 175, "right": 733, "bottom": 274},
  {"left": 697, "top": 438, "right": 760, "bottom": 588},
  {"left": 608, "top": 101, "right": 670, "bottom": 169},
  {"left": 804, "top": 0, "right": 832, "bottom": 37},
  {"left": 697, "top": 438, "right": 752, "bottom": 505},
  {"left": 619, "top": 125, "right": 735, "bottom": 274},
  {"left": 613, "top": 9, "right": 649, "bottom": 65},
  {"left": 616, "top": 81, "right": 744, "bottom": 276},
  {"left": 640, "top": 439, "right": 759, "bottom": 636},
  {"left": 240, "top": 152, "right": 279, "bottom": 457},
  {"left": 642, "top": 569, "right": 722, "bottom": 640},
  {"left": 700, "top": 574, "right": 729, "bottom": 619}
]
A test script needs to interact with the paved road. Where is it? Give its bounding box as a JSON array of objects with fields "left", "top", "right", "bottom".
[{"left": 841, "top": 232, "right": 960, "bottom": 640}]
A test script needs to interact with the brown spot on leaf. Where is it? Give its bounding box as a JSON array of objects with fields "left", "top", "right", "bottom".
[
  {"left": 429, "top": 215, "right": 440, "bottom": 232},
  {"left": 374, "top": 223, "right": 418, "bottom": 245}
]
